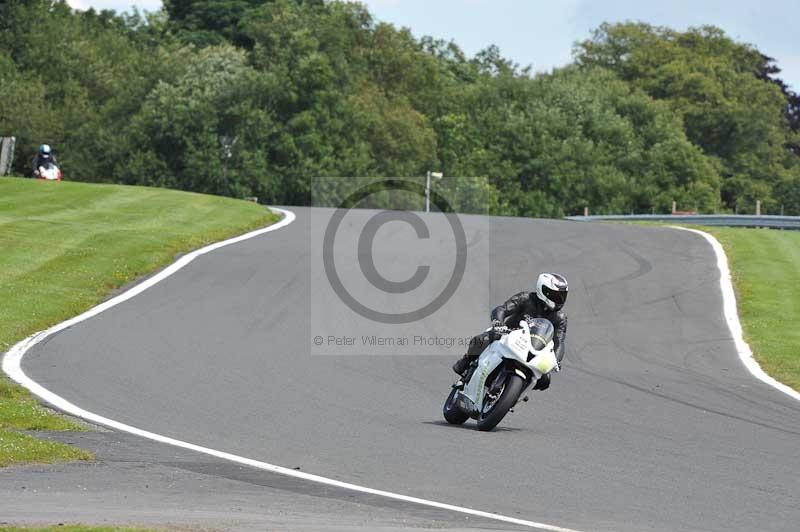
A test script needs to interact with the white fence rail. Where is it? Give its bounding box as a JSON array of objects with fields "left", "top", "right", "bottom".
[{"left": 565, "top": 214, "right": 800, "bottom": 230}]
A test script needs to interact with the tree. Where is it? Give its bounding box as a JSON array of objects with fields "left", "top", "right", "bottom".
[
  {"left": 3, "top": 1, "right": 796, "bottom": 214},
  {"left": 756, "top": 53, "right": 800, "bottom": 154},
  {"left": 164, "top": 0, "right": 264, "bottom": 47},
  {"left": 123, "top": 45, "right": 280, "bottom": 199},
  {"left": 435, "top": 66, "right": 721, "bottom": 217},
  {"left": 575, "top": 22, "right": 798, "bottom": 212}
]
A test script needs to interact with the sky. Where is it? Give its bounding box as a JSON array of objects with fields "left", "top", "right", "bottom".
[{"left": 66, "top": 0, "right": 800, "bottom": 90}]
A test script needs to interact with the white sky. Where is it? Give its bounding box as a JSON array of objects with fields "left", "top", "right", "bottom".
[{"left": 66, "top": 0, "right": 800, "bottom": 90}]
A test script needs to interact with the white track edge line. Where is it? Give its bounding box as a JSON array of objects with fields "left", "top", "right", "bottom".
[
  {"left": 669, "top": 226, "right": 800, "bottom": 402},
  {"left": 2, "top": 206, "right": 586, "bottom": 532}
]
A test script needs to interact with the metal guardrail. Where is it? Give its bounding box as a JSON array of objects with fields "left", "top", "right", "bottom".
[{"left": 564, "top": 214, "right": 800, "bottom": 230}]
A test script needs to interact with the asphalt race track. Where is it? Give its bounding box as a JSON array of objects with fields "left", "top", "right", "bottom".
[{"left": 20, "top": 208, "right": 800, "bottom": 532}]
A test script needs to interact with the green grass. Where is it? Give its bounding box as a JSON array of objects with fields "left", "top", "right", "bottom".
[
  {"left": 0, "top": 177, "right": 277, "bottom": 465},
  {"left": 0, "top": 430, "right": 92, "bottom": 467},
  {"left": 704, "top": 227, "right": 800, "bottom": 391},
  {"left": 0, "top": 378, "right": 83, "bottom": 431},
  {"left": 0, "top": 526, "right": 156, "bottom": 532}
]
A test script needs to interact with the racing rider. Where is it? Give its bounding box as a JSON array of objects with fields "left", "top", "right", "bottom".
[
  {"left": 453, "top": 272, "right": 569, "bottom": 391},
  {"left": 31, "top": 144, "right": 56, "bottom": 177}
]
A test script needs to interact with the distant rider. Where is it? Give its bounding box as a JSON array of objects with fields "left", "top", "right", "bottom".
[
  {"left": 31, "top": 144, "right": 56, "bottom": 177},
  {"left": 453, "top": 273, "right": 569, "bottom": 391}
]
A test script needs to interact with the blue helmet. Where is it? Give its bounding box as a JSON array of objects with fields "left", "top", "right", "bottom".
[{"left": 39, "top": 144, "right": 52, "bottom": 156}]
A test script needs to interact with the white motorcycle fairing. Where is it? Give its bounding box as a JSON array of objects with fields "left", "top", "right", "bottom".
[
  {"left": 38, "top": 163, "right": 61, "bottom": 181},
  {"left": 457, "top": 321, "right": 559, "bottom": 416}
]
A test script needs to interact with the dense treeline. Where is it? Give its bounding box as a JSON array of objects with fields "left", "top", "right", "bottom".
[{"left": 1, "top": 0, "right": 798, "bottom": 215}]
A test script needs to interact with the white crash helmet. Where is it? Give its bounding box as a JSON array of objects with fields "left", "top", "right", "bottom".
[{"left": 536, "top": 273, "right": 568, "bottom": 310}]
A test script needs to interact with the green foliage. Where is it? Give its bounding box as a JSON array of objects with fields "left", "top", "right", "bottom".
[
  {"left": 0, "top": 1, "right": 185, "bottom": 181},
  {"left": 437, "top": 66, "right": 721, "bottom": 216},
  {"left": 575, "top": 22, "right": 799, "bottom": 213},
  {"left": 1, "top": 4, "right": 798, "bottom": 214},
  {"left": 165, "top": 0, "right": 275, "bottom": 47},
  {"left": 122, "top": 44, "right": 281, "bottom": 199}
]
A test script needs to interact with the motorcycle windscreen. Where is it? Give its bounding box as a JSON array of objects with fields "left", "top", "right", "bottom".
[{"left": 527, "top": 317, "right": 554, "bottom": 351}]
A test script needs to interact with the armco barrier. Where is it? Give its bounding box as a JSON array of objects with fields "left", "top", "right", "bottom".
[{"left": 564, "top": 214, "right": 800, "bottom": 230}]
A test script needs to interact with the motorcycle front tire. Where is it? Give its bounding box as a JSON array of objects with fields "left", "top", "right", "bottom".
[
  {"left": 476, "top": 373, "right": 525, "bottom": 431},
  {"left": 443, "top": 387, "right": 469, "bottom": 425}
]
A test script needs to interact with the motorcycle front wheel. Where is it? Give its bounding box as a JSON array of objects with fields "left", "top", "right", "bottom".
[
  {"left": 476, "top": 373, "right": 525, "bottom": 431},
  {"left": 443, "top": 387, "right": 469, "bottom": 425}
]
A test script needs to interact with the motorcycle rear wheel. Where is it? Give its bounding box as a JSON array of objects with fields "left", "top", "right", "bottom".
[
  {"left": 443, "top": 387, "right": 469, "bottom": 425},
  {"left": 476, "top": 373, "right": 525, "bottom": 431}
]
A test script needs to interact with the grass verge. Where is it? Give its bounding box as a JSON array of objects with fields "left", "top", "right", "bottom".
[
  {"left": 0, "top": 430, "right": 92, "bottom": 467},
  {"left": 703, "top": 227, "right": 800, "bottom": 391},
  {"left": 0, "top": 177, "right": 277, "bottom": 466}
]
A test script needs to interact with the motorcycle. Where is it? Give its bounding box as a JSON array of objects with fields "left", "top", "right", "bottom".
[
  {"left": 443, "top": 317, "right": 559, "bottom": 431},
  {"left": 36, "top": 161, "right": 62, "bottom": 181}
]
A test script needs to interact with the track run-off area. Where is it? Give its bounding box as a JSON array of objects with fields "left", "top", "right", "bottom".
[{"left": 6, "top": 207, "right": 800, "bottom": 532}]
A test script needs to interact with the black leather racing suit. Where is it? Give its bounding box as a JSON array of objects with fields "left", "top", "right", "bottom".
[
  {"left": 31, "top": 153, "right": 56, "bottom": 176},
  {"left": 462, "top": 291, "right": 568, "bottom": 390}
]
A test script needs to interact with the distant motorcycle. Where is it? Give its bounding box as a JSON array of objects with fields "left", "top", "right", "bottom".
[
  {"left": 443, "top": 317, "right": 559, "bottom": 431},
  {"left": 36, "top": 161, "right": 62, "bottom": 181}
]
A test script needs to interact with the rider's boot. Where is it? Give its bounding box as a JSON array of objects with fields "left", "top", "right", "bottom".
[{"left": 452, "top": 355, "right": 472, "bottom": 376}]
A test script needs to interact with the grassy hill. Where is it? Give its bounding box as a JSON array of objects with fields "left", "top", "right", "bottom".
[{"left": 0, "top": 177, "right": 277, "bottom": 466}]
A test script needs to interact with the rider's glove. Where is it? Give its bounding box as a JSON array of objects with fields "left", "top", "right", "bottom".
[{"left": 489, "top": 321, "right": 507, "bottom": 340}]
